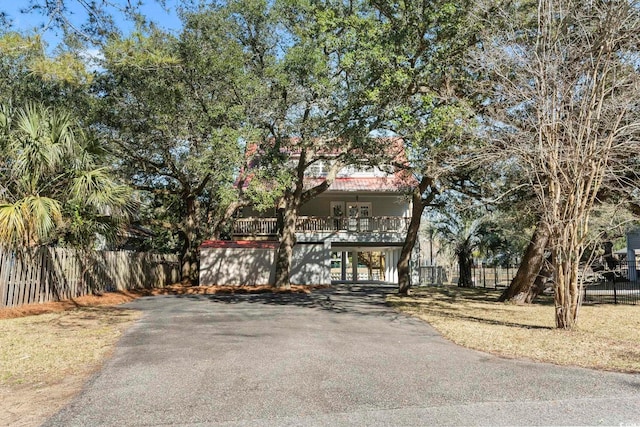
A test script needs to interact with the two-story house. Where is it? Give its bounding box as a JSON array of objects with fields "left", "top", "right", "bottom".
[{"left": 199, "top": 147, "right": 417, "bottom": 286}]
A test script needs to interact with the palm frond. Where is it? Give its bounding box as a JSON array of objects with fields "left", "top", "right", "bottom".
[
  {"left": 15, "top": 103, "right": 42, "bottom": 139},
  {"left": 0, "top": 101, "right": 133, "bottom": 249},
  {"left": 0, "top": 103, "right": 11, "bottom": 134},
  {"left": 71, "top": 168, "right": 133, "bottom": 216},
  {"left": 49, "top": 108, "right": 78, "bottom": 155},
  {"left": 22, "top": 195, "right": 63, "bottom": 242},
  {"left": 0, "top": 203, "right": 26, "bottom": 246},
  {"left": 12, "top": 103, "right": 79, "bottom": 178}
]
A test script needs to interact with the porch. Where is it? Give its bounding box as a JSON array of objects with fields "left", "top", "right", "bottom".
[
  {"left": 329, "top": 246, "right": 402, "bottom": 283},
  {"left": 232, "top": 216, "right": 410, "bottom": 236},
  {"left": 199, "top": 240, "right": 406, "bottom": 286}
]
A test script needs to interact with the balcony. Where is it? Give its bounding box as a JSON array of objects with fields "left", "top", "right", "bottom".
[{"left": 232, "top": 216, "right": 410, "bottom": 236}]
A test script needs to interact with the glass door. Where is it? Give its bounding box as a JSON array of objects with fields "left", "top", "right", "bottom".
[
  {"left": 348, "top": 204, "right": 359, "bottom": 231},
  {"left": 330, "top": 201, "right": 345, "bottom": 230},
  {"left": 330, "top": 251, "right": 342, "bottom": 281},
  {"left": 347, "top": 202, "right": 371, "bottom": 231},
  {"left": 358, "top": 204, "right": 371, "bottom": 231}
]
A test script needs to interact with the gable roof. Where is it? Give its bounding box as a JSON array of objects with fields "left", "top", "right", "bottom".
[{"left": 237, "top": 137, "right": 415, "bottom": 192}]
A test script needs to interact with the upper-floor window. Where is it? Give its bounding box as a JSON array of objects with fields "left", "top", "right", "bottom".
[
  {"left": 306, "top": 161, "right": 327, "bottom": 177},
  {"left": 338, "top": 164, "right": 392, "bottom": 177},
  {"left": 303, "top": 160, "right": 395, "bottom": 177}
]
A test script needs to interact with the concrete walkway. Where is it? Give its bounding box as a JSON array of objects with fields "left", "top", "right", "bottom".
[{"left": 45, "top": 286, "right": 640, "bottom": 426}]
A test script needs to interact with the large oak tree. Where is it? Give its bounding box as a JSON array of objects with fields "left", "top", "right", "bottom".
[
  {"left": 96, "top": 13, "right": 249, "bottom": 283},
  {"left": 226, "top": 0, "right": 392, "bottom": 289}
]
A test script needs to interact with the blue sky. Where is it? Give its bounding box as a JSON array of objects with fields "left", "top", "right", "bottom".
[{"left": 2, "top": 1, "right": 183, "bottom": 47}]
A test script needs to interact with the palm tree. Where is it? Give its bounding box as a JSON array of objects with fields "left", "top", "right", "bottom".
[
  {"left": 431, "top": 208, "right": 485, "bottom": 288},
  {"left": 0, "top": 102, "right": 132, "bottom": 248}
]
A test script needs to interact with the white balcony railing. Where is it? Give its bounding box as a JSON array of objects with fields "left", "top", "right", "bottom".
[
  {"left": 233, "top": 218, "right": 278, "bottom": 235},
  {"left": 232, "top": 216, "right": 410, "bottom": 236}
]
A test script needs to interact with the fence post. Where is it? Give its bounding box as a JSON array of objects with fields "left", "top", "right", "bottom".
[
  {"left": 0, "top": 247, "right": 8, "bottom": 307},
  {"left": 482, "top": 264, "right": 486, "bottom": 288}
]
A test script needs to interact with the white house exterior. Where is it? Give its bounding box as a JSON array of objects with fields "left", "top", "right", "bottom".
[{"left": 200, "top": 157, "right": 417, "bottom": 286}]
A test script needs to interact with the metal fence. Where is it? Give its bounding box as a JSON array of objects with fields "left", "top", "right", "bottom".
[
  {"left": 471, "top": 265, "right": 518, "bottom": 289},
  {"left": 417, "top": 266, "right": 447, "bottom": 286},
  {"left": 582, "top": 280, "right": 640, "bottom": 304},
  {"left": 417, "top": 264, "right": 517, "bottom": 288},
  {"left": 0, "top": 246, "right": 181, "bottom": 308},
  {"left": 426, "top": 262, "right": 639, "bottom": 305},
  {"left": 581, "top": 261, "right": 640, "bottom": 305}
]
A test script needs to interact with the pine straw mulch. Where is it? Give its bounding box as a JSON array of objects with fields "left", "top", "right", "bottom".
[{"left": 0, "top": 283, "right": 329, "bottom": 320}]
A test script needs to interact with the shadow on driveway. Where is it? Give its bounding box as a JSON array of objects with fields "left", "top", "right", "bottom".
[
  {"left": 44, "top": 284, "right": 640, "bottom": 427},
  {"left": 166, "top": 284, "right": 395, "bottom": 315}
]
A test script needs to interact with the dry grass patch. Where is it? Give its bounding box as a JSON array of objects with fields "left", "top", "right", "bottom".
[
  {"left": 0, "top": 307, "right": 141, "bottom": 386},
  {"left": 0, "top": 306, "right": 141, "bottom": 426},
  {"left": 388, "top": 286, "right": 640, "bottom": 373}
]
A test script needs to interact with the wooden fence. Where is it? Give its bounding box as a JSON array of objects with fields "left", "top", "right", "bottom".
[{"left": 0, "top": 247, "right": 181, "bottom": 308}]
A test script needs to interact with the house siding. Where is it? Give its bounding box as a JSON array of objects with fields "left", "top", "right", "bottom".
[
  {"left": 296, "top": 230, "right": 405, "bottom": 244},
  {"left": 242, "top": 193, "right": 410, "bottom": 219},
  {"left": 199, "top": 245, "right": 276, "bottom": 286},
  {"left": 200, "top": 242, "right": 331, "bottom": 286},
  {"left": 290, "top": 242, "right": 331, "bottom": 285}
]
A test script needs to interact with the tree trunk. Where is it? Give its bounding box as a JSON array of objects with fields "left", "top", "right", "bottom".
[
  {"left": 547, "top": 166, "right": 586, "bottom": 329},
  {"left": 398, "top": 176, "right": 435, "bottom": 295},
  {"left": 457, "top": 249, "right": 473, "bottom": 287},
  {"left": 498, "top": 222, "right": 550, "bottom": 303},
  {"left": 272, "top": 151, "right": 343, "bottom": 289},
  {"left": 273, "top": 198, "right": 298, "bottom": 290},
  {"left": 526, "top": 260, "right": 553, "bottom": 303},
  {"left": 181, "top": 249, "right": 198, "bottom": 285},
  {"left": 552, "top": 232, "right": 582, "bottom": 329},
  {"left": 180, "top": 196, "right": 200, "bottom": 285},
  {"left": 398, "top": 191, "right": 426, "bottom": 295}
]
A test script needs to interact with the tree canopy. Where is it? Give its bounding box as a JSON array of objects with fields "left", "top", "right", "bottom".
[
  {"left": 0, "top": 102, "right": 131, "bottom": 248},
  {"left": 2, "top": 0, "right": 640, "bottom": 329},
  {"left": 95, "top": 10, "right": 252, "bottom": 282}
]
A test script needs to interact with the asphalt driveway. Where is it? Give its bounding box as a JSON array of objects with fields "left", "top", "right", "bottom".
[{"left": 45, "top": 285, "right": 640, "bottom": 426}]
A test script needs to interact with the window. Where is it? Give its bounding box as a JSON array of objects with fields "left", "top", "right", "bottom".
[{"left": 306, "top": 161, "right": 326, "bottom": 177}]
